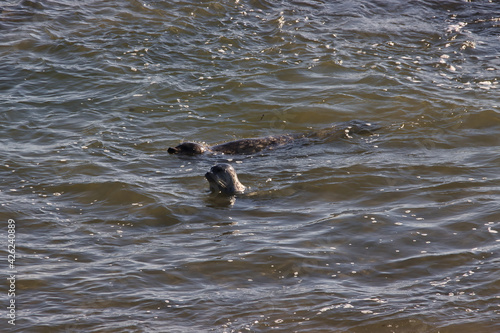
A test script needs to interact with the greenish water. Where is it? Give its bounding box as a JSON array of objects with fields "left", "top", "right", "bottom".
[{"left": 1, "top": 0, "right": 499, "bottom": 332}]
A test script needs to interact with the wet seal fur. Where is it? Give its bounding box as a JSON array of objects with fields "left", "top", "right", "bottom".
[
  {"left": 168, "top": 120, "right": 378, "bottom": 156},
  {"left": 205, "top": 164, "right": 246, "bottom": 196}
]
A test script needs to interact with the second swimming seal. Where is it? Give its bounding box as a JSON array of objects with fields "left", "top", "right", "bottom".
[{"left": 168, "top": 120, "right": 379, "bottom": 156}]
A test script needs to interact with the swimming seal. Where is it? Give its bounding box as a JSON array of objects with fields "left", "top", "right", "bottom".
[
  {"left": 168, "top": 134, "right": 296, "bottom": 155},
  {"left": 168, "top": 120, "right": 378, "bottom": 155},
  {"left": 205, "top": 164, "right": 246, "bottom": 195}
]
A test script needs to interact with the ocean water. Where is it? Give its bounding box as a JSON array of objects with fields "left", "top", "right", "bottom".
[{"left": 1, "top": 0, "right": 499, "bottom": 332}]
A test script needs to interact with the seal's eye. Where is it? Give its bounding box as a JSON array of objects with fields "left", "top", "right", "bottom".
[
  {"left": 212, "top": 164, "right": 233, "bottom": 174},
  {"left": 212, "top": 165, "right": 225, "bottom": 173}
]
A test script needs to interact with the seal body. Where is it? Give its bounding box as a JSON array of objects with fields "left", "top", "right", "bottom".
[
  {"left": 168, "top": 135, "right": 299, "bottom": 155},
  {"left": 210, "top": 134, "right": 297, "bottom": 155},
  {"left": 168, "top": 120, "right": 378, "bottom": 156}
]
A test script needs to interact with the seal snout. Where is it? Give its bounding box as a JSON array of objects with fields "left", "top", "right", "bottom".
[{"left": 204, "top": 170, "right": 215, "bottom": 182}]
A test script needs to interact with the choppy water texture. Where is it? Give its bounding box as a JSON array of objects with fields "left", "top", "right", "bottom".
[{"left": 1, "top": 0, "right": 499, "bottom": 332}]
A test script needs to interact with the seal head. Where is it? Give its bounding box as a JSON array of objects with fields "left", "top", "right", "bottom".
[
  {"left": 205, "top": 163, "right": 246, "bottom": 196},
  {"left": 168, "top": 142, "right": 207, "bottom": 155}
]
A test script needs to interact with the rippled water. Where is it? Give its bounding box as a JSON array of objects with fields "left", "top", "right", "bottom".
[{"left": 1, "top": 0, "right": 499, "bottom": 332}]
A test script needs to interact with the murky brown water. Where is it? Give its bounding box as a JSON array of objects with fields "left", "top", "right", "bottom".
[{"left": 1, "top": 0, "right": 499, "bottom": 332}]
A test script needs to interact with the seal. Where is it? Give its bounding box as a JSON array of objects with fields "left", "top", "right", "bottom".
[
  {"left": 205, "top": 164, "right": 246, "bottom": 196},
  {"left": 167, "top": 134, "right": 296, "bottom": 155},
  {"left": 168, "top": 120, "right": 378, "bottom": 155}
]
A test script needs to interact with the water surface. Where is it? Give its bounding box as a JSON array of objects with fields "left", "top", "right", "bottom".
[{"left": 1, "top": 0, "right": 499, "bottom": 332}]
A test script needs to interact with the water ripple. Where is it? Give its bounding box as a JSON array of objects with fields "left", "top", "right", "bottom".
[{"left": 1, "top": 0, "right": 499, "bottom": 332}]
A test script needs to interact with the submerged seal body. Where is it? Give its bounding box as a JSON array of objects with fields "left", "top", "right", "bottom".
[
  {"left": 168, "top": 120, "right": 378, "bottom": 156},
  {"left": 167, "top": 134, "right": 297, "bottom": 155},
  {"left": 205, "top": 164, "right": 246, "bottom": 195}
]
